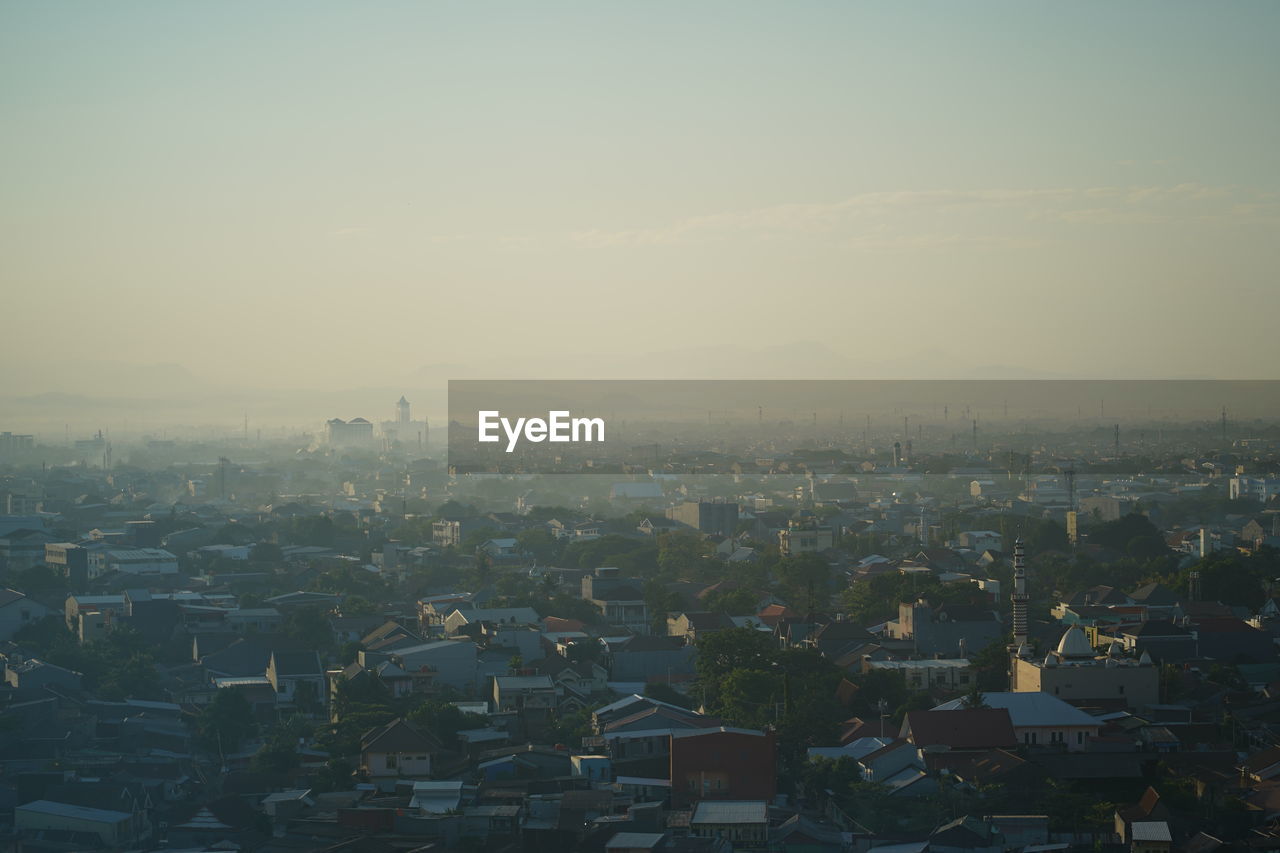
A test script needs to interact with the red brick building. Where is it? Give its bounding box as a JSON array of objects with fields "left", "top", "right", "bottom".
[{"left": 668, "top": 727, "right": 776, "bottom": 808}]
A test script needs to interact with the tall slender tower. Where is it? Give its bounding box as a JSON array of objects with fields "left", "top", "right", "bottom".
[
  {"left": 1011, "top": 538, "right": 1029, "bottom": 655},
  {"left": 396, "top": 396, "right": 411, "bottom": 424}
]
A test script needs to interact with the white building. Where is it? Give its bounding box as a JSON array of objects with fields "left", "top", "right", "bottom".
[
  {"left": 1231, "top": 476, "right": 1280, "bottom": 502},
  {"left": 0, "top": 589, "right": 51, "bottom": 641},
  {"left": 325, "top": 418, "right": 374, "bottom": 448},
  {"left": 89, "top": 547, "right": 179, "bottom": 578},
  {"left": 380, "top": 396, "right": 429, "bottom": 450}
]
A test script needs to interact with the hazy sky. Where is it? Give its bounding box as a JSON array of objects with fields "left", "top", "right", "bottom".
[{"left": 3, "top": 1, "right": 1278, "bottom": 401}]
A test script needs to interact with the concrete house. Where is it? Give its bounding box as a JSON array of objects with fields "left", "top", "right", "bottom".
[
  {"left": 266, "top": 650, "right": 325, "bottom": 711},
  {"left": 0, "top": 588, "right": 51, "bottom": 641},
  {"left": 361, "top": 718, "right": 441, "bottom": 791}
]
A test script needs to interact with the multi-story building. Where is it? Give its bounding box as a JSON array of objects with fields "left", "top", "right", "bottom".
[
  {"left": 667, "top": 499, "right": 739, "bottom": 537},
  {"left": 778, "top": 518, "right": 834, "bottom": 556},
  {"left": 582, "top": 567, "right": 649, "bottom": 634},
  {"left": 325, "top": 417, "right": 374, "bottom": 448},
  {"left": 886, "top": 598, "right": 1002, "bottom": 658}
]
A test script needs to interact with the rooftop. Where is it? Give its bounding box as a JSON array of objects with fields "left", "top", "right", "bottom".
[{"left": 690, "top": 800, "right": 768, "bottom": 825}]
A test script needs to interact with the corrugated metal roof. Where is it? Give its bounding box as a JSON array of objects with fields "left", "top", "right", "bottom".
[
  {"left": 1132, "top": 822, "right": 1172, "bottom": 842},
  {"left": 690, "top": 800, "right": 768, "bottom": 824}
]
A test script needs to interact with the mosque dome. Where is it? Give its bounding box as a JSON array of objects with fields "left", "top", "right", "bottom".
[{"left": 1055, "top": 626, "right": 1095, "bottom": 659}]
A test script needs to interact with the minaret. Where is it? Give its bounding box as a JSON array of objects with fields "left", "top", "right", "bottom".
[
  {"left": 1011, "top": 538, "right": 1029, "bottom": 655},
  {"left": 396, "top": 396, "right": 411, "bottom": 424}
]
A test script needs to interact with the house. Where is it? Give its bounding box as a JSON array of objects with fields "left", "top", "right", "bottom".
[
  {"left": 1245, "top": 746, "right": 1280, "bottom": 783},
  {"left": 410, "top": 779, "right": 465, "bottom": 814},
  {"left": 857, "top": 739, "right": 926, "bottom": 788},
  {"left": 533, "top": 655, "right": 609, "bottom": 703},
  {"left": 778, "top": 519, "right": 835, "bottom": 556},
  {"left": 391, "top": 639, "right": 479, "bottom": 692},
  {"left": 479, "top": 538, "right": 523, "bottom": 562},
  {"left": 886, "top": 598, "right": 1002, "bottom": 657},
  {"left": 901, "top": 708, "right": 1018, "bottom": 751},
  {"left": 667, "top": 612, "right": 736, "bottom": 644},
  {"left": 15, "top": 799, "right": 150, "bottom": 848},
  {"left": 606, "top": 832, "right": 667, "bottom": 853},
  {"left": 583, "top": 567, "right": 650, "bottom": 634},
  {"left": 89, "top": 547, "right": 179, "bottom": 578},
  {"left": 444, "top": 606, "right": 540, "bottom": 636},
  {"left": 361, "top": 718, "right": 440, "bottom": 791},
  {"left": 265, "top": 590, "right": 343, "bottom": 610},
  {"left": 865, "top": 659, "right": 973, "bottom": 691},
  {"left": 0, "top": 588, "right": 51, "bottom": 641},
  {"left": 1118, "top": 621, "right": 1195, "bottom": 662},
  {"left": 608, "top": 634, "right": 697, "bottom": 682},
  {"left": 931, "top": 692, "right": 1101, "bottom": 751},
  {"left": 1131, "top": 822, "right": 1173, "bottom": 853},
  {"left": 957, "top": 531, "right": 1003, "bottom": 553},
  {"left": 227, "top": 607, "right": 283, "bottom": 634},
  {"left": 930, "top": 815, "right": 1002, "bottom": 853},
  {"left": 266, "top": 650, "right": 325, "bottom": 711},
  {"left": 689, "top": 800, "right": 768, "bottom": 847},
  {"left": 1115, "top": 788, "right": 1171, "bottom": 844},
  {"left": 669, "top": 727, "right": 776, "bottom": 808},
  {"left": 1193, "top": 617, "right": 1275, "bottom": 662},
  {"left": 5, "top": 658, "right": 83, "bottom": 692},
  {"left": 493, "top": 675, "right": 557, "bottom": 715},
  {"left": 0, "top": 529, "right": 55, "bottom": 572}
]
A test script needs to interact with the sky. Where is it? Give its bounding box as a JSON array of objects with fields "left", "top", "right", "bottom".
[{"left": 2, "top": 1, "right": 1278, "bottom": 423}]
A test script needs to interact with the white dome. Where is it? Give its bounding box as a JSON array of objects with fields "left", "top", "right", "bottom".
[{"left": 1055, "top": 626, "right": 1095, "bottom": 659}]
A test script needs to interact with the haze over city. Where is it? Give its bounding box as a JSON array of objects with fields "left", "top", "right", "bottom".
[
  {"left": 7, "top": 4, "right": 1280, "bottom": 852},
  {"left": 3, "top": 2, "right": 1278, "bottom": 434}
]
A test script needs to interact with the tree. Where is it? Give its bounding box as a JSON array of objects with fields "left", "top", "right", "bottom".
[
  {"left": 701, "top": 587, "right": 760, "bottom": 616},
  {"left": 314, "top": 757, "right": 355, "bottom": 792},
  {"left": 285, "top": 606, "right": 334, "bottom": 651},
  {"left": 657, "top": 531, "right": 712, "bottom": 580},
  {"left": 407, "top": 700, "right": 486, "bottom": 744},
  {"left": 251, "top": 541, "right": 284, "bottom": 563},
  {"left": 253, "top": 737, "right": 300, "bottom": 774},
  {"left": 777, "top": 553, "right": 832, "bottom": 615},
  {"left": 695, "top": 628, "right": 778, "bottom": 685},
  {"left": 960, "top": 680, "right": 989, "bottom": 709},
  {"left": 516, "top": 528, "right": 560, "bottom": 564},
  {"left": 644, "top": 681, "right": 693, "bottom": 709},
  {"left": 198, "top": 689, "right": 258, "bottom": 755},
  {"left": 969, "top": 637, "right": 1012, "bottom": 691},
  {"left": 341, "top": 595, "right": 379, "bottom": 616}
]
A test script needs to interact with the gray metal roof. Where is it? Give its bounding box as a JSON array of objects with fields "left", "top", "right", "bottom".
[
  {"left": 690, "top": 800, "right": 768, "bottom": 824},
  {"left": 606, "top": 832, "right": 667, "bottom": 849},
  {"left": 1131, "top": 822, "right": 1172, "bottom": 842}
]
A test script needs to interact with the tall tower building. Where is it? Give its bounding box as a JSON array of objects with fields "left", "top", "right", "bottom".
[
  {"left": 1011, "top": 538, "right": 1029, "bottom": 655},
  {"left": 381, "top": 395, "right": 428, "bottom": 450}
]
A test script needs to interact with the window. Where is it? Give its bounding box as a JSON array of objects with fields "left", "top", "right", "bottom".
[
  {"left": 386, "top": 754, "right": 398, "bottom": 769},
  {"left": 1077, "top": 732, "right": 1084, "bottom": 745}
]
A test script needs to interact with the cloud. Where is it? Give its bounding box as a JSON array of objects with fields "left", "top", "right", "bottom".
[{"left": 558, "top": 182, "right": 1278, "bottom": 249}]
